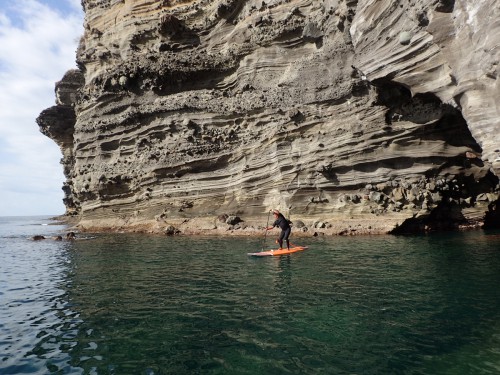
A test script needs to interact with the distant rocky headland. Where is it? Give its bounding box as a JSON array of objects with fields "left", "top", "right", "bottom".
[{"left": 37, "top": 0, "right": 500, "bottom": 235}]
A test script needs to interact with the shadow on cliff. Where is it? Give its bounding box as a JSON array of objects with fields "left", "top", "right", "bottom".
[
  {"left": 391, "top": 171, "right": 500, "bottom": 234},
  {"left": 390, "top": 200, "right": 468, "bottom": 234},
  {"left": 392, "top": 198, "right": 500, "bottom": 234},
  {"left": 373, "top": 79, "right": 480, "bottom": 151},
  {"left": 484, "top": 199, "right": 500, "bottom": 230},
  {"left": 371, "top": 75, "right": 500, "bottom": 234}
]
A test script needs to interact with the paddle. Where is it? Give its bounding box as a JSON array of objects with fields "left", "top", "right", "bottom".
[{"left": 261, "top": 209, "right": 272, "bottom": 251}]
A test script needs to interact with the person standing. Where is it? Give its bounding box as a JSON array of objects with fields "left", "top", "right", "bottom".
[{"left": 266, "top": 209, "right": 291, "bottom": 250}]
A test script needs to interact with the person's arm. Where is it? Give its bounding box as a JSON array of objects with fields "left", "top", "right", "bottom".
[{"left": 266, "top": 220, "right": 277, "bottom": 230}]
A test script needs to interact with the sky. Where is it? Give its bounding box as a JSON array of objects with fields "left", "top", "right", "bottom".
[{"left": 0, "top": 0, "right": 83, "bottom": 216}]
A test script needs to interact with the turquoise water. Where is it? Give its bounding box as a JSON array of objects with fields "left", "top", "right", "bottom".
[{"left": 1, "top": 216, "right": 500, "bottom": 374}]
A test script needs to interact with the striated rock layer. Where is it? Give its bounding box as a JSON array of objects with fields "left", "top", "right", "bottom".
[{"left": 38, "top": 0, "right": 500, "bottom": 235}]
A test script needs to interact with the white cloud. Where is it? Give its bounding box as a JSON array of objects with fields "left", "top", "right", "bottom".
[{"left": 0, "top": 0, "right": 83, "bottom": 216}]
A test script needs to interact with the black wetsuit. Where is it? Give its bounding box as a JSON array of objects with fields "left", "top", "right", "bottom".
[{"left": 273, "top": 214, "right": 291, "bottom": 249}]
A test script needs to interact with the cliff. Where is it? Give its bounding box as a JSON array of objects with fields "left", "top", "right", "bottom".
[{"left": 37, "top": 0, "right": 500, "bottom": 235}]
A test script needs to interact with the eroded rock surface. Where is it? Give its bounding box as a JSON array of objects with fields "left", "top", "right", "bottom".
[{"left": 38, "top": 0, "right": 500, "bottom": 234}]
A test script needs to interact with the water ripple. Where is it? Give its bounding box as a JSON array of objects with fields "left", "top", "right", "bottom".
[{"left": 2, "top": 228, "right": 500, "bottom": 374}]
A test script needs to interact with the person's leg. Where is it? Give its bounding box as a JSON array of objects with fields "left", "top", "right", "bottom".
[
  {"left": 283, "top": 227, "right": 291, "bottom": 249},
  {"left": 278, "top": 230, "right": 285, "bottom": 249}
]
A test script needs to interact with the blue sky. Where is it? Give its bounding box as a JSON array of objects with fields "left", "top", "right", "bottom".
[{"left": 0, "top": 0, "right": 83, "bottom": 216}]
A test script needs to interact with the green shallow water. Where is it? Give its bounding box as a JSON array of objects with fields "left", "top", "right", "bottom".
[{"left": 1, "top": 217, "right": 500, "bottom": 374}]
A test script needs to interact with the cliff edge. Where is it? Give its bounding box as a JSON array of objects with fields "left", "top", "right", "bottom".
[{"left": 37, "top": 0, "right": 500, "bottom": 235}]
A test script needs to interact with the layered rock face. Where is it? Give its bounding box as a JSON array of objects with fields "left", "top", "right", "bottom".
[
  {"left": 37, "top": 69, "right": 84, "bottom": 214},
  {"left": 38, "top": 0, "right": 500, "bottom": 234}
]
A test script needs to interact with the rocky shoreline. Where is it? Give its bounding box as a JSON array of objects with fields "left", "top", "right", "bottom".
[{"left": 59, "top": 209, "right": 495, "bottom": 238}]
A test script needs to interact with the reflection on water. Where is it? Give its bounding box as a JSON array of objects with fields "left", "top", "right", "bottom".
[{"left": 1, "top": 218, "right": 500, "bottom": 374}]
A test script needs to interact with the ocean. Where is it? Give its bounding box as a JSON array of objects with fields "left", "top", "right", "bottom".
[{"left": 1, "top": 215, "right": 500, "bottom": 374}]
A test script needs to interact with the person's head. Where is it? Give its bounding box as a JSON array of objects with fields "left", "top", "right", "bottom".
[{"left": 272, "top": 209, "right": 280, "bottom": 218}]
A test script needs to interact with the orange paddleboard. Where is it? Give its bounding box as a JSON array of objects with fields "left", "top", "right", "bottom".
[{"left": 248, "top": 245, "right": 308, "bottom": 257}]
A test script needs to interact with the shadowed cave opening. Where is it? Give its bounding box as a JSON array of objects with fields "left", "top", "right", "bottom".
[
  {"left": 371, "top": 78, "right": 498, "bottom": 233},
  {"left": 390, "top": 172, "right": 499, "bottom": 234},
  {"left": 484, "top": 199, "right": 500, "bottom": 230},
  {"left": 373, "top": 78, "right": 481, "bottom": 153}
]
